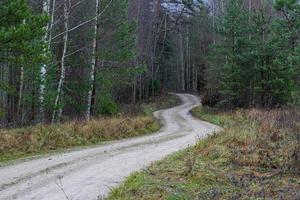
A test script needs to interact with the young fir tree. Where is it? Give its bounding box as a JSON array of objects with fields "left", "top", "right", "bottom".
[{"left": 212, "top": 0, "right": 251, "bottom": 107}]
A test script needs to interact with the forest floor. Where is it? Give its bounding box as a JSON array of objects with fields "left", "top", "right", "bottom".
[
  {"left": 108, "top": 106, "right": 300, "bottom": 200},
  {"left": 0, "top": 93, "right": 180, "bottom": 163},
  {"left": 0, "top": 93, "right": 220, "bottom": 200}
]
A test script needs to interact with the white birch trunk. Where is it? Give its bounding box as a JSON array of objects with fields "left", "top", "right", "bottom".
[
  {"left": 40, "top": 0, "right": 56, "bottom": 122},
  {"left": 48, "top": 0, "right": 56, "bottom": 48},
  {"left": 52, "top": 0, "right": 69, "bottom": 124},
  {"left": 39, "top": 0, "right": 49, "bottom": 122},
  {"left": 85, "top": 0, "right": 100, "bottom": 120}
]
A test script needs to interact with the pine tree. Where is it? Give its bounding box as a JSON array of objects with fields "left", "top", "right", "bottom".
[
  {"left": 251, "top": 8, "right": 295, "bottom": 106},
  {"left": 0, "top": 0, "right": 49, "bottom": 124},
  {"left": 208, "top": 0, "right": 299, "bottom": 107},
  {"left": 212, "top": 0, "right": 251, "bottom": 107}
]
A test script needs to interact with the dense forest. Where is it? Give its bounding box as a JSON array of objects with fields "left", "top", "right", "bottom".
[{"left": 0, "top": 0, "right": 299, "bottom": 127}]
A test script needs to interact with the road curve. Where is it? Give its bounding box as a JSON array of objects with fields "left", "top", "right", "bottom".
[{"left": 0, "top": 94, "right": 221, "bottom": 200}]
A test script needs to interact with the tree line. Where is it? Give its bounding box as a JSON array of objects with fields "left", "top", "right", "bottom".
[{"left": 0, "top": 0, "right": 299, "bottom": 127}]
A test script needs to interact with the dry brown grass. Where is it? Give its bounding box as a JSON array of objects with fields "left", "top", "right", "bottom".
[
  {"left": 234, "top": 108, "right": 300, "bottom": 174},
  {"left": 246, "top": 107, "right": 300, "bottom": 133},
  {"left": 0, "top": 116, "right": 159, "bottom": 162},
  {"left": 108, "top": 106, "right": 300, "bottom": 200},
  {"left": 0, "top": 93, "right": 181, "bottom": 163}
]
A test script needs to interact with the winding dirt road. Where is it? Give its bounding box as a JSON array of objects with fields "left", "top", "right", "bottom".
[{"left": 0, "top": 94, "right": 221, "bottom": 200}]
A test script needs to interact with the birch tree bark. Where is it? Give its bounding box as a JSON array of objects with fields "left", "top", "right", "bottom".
[
  {"left": 85, "top": 0, "right": 100, "bottom": 120},
  {"left": 52, "top": 0, "right": 69, "bottom": 124},
  {"left": 40, "top": 0, "right": 56, "bottom": 122}
]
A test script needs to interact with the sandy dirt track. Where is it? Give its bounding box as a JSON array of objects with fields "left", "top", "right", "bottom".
[{"left": 0, "top": 94, "right": 221, "bottom": 200}]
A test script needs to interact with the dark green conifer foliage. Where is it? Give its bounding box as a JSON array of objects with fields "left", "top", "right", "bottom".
[
  {"left": 274, "top": 0, "right": 300, "bottom": 104},
  {"left": 94, "top": 0, "right": 140, "bottom": 115},
  {"left": 209, "top": 0, "right": 299, "bottom": 107},
  {"left": 211, "top": 0, "right": 251, "bottom": 107},
  {"left": 0, "top": 0, "right": 49, "bottom": 124}
]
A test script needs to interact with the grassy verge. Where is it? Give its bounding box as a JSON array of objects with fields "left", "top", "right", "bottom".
[
  {"left": 0, "top": 94, "right": 181, "bottom": 163},
  {"left": 108, "top": 106, "right": 300, "bottom": 200}
]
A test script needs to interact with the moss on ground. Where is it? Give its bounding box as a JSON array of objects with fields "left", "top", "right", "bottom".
[{"left": 108, "top": 106, "right": 300, "bottom": 200}]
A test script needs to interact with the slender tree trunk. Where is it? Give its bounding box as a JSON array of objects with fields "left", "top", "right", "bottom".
[
  {"left": 212, "top": 1, "right": 216, "bottom": 45},
  {"left": 248, "top": 0, "right": 252, "bottom": 39},
  {"left": 31, "top": 89, "right": 36, "bottom": 122},
  {"left": 40, "top": 0, "right": 55, "bottom": 123},
  {"left": 185, "top": 25, "right": 190, "bottom": 91},
  {"left": 7, "top": 64, "right": 13, "bottom": 124},
  {"left": 1, "top": 52, "right": 8, "bottom": 123},
  {"left": 151, "top": 63, "right": 155, "bottom": 98},
  {"left": 18, "top": 66, "right": 24, "bottom": 124},
  {"left": 17, "top": 20, "right": 27, "bottom": 125},
  {"left": 132, "top": 60, "right": 138, "bottom": 103},
  {"left": 176, "top": 51, "right": 180, "bottom": 91},
  {"left": 91, "top": 61, "right": 104, "bottom": 116},
  {"left": 86, "top": 0, "right": 100, "bottom": 120},
  {"left": 39, "top": 0, "right": 49, "bottom": 121},
  {"left": 194, "top": 63, "right": 198, "bottom": 92},
  {"left": 139, "top": 74, "right": 142, "bottom": 101},
  {"left": 52, "top": 0, "right": 69, "bottom": 124},
  {"left": 133, "top": 79, "right": 136, "bottom": 103},
  {"left": 179, "top": 32, "right": 185, "bottom": 91}
]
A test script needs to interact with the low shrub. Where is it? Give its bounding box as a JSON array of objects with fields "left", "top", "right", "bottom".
[
  {"left": 97, "top": 96, "right": 119, "bottom": 116},
  {"left": 201, "top": 90, "right": 221, "bottom": 107}
]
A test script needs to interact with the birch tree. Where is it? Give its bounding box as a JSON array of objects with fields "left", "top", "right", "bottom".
[
  {"left": 40, "top": 0, "right": 55, "bottom": 122},
  {"left": 85, "top": 0, "right": 100, "bottom": 120},
  {"left": 52, "top": 0, "right": 70, "bottom": 123}
]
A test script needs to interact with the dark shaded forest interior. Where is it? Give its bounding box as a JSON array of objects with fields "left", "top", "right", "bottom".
[{"left": 0, "top": 0, "right": 299, "bottom": 127}]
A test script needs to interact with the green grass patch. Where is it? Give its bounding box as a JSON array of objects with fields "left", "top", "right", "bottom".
[{"left": 191, "top": 106, "right": 236, "bottom": 127}]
